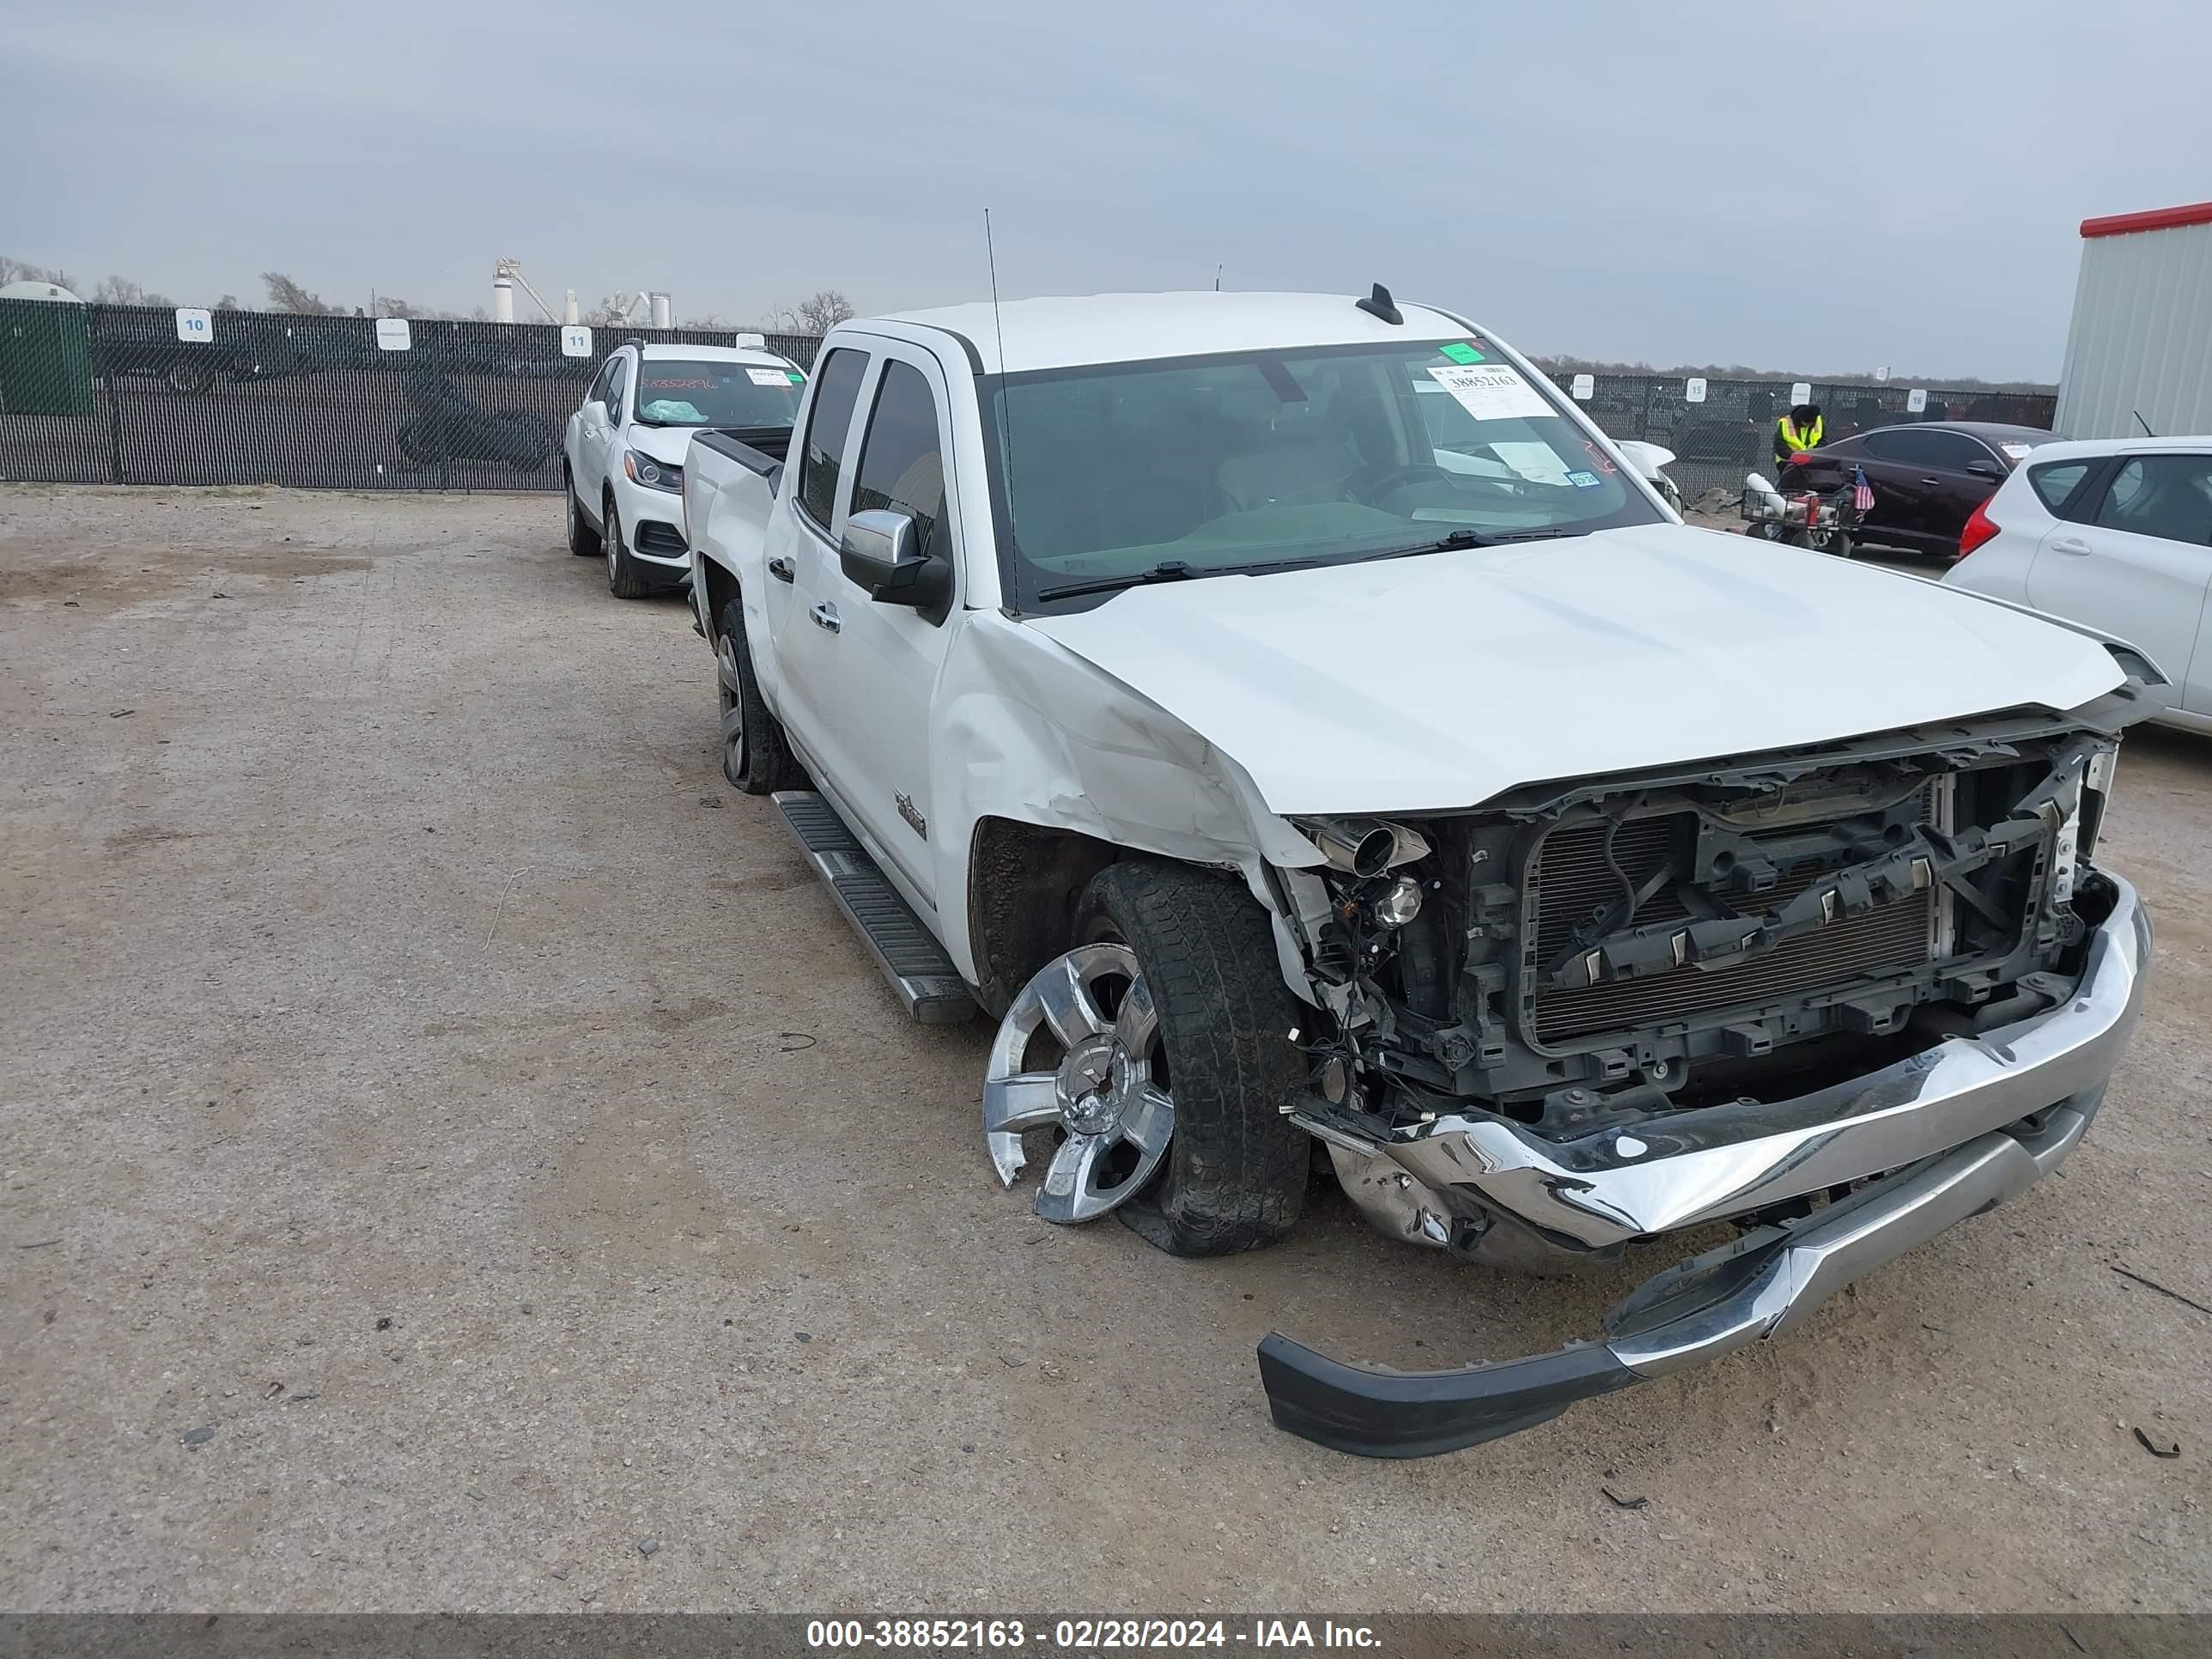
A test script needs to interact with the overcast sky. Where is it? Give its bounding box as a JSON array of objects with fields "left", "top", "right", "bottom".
[{"left": 5, "top": 0, "right": 2207, "bottom": 379}]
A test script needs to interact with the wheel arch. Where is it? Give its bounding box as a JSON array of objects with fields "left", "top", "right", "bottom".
[
  {"left": 698, "top": 556, "right": 740, "bottom": 644},
  {"left": 964, "top": 817, "right": 1127, "bottom": 1018}
]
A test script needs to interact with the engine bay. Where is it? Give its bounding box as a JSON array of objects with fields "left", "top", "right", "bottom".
[{"left": 1285, "top": 710, "right": 2122, "bottom": 1146}]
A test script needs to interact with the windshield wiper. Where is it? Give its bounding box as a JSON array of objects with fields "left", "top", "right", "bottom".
[
  {"left": 1352, "top": 526, "right": 1577, "bottom": 563},
  {"left": 1035, "top": 561, "right": 1200, "bottom": 603}
]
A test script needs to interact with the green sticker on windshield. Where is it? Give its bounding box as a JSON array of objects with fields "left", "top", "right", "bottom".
[
  {"left": 1438, "top": 342, "right": 1485, "bottom": 365},
  {"left": 787, "top": 370, "right": 805, "bottom": 384}
]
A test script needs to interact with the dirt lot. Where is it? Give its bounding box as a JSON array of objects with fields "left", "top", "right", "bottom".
[{"left": 3, "top": 487, "right": 2208, "bottom": 1613}]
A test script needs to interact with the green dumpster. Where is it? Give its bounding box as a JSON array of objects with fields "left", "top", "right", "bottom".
[{"left": 0, "top": 295, "right": 96, "bottom": 416}]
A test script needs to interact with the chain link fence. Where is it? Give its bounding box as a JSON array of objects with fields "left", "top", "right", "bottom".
[
  {"left": 0, "top": 303, "right": 819, "bottom": 491},
  {"left": 1539, "top": 371, "right": 2059, "bottom": 504},
  {"left": 1, "top": 301, "right": 2051, "bottom": 497}
]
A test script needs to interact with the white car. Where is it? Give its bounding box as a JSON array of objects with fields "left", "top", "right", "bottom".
[
  {"left": 1945, "top": 435, "right": 2212, "bottom": 732},
  {"left": 562, "top": 339, "right": 805, "bottom": 598},
  {"left": 682, "top": 289, "right": 2154, "bottom": 1457}
]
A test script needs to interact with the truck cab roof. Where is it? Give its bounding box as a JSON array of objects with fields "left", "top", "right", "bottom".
[{"left": 872, "top": 290, "right": 1480, "bottom": 374}]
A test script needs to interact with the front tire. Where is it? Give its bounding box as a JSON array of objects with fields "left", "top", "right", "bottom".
[
  {"left": 1073, "top": 860, "right": 1308, "bottom": 1256},
  {"left": 604, "top": 495, "right": 651, "bottom": 599},
  {"left": 716, "top": 596, "right": 805, "bottom": 794},
  {"left": 564, "top": 468, "right": 601, "bottom": 556}
]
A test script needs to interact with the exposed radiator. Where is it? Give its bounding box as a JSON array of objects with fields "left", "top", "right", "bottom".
[{"left": 1527, "top": 808, "right": 1935, "bottom": 1045}]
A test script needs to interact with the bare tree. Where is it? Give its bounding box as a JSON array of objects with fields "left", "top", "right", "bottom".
[
  {"left": 767, "top": 289, "right": 856, "bottom": 334},
  {"left": 214, "top": 294, "right": 240, "bottom": 311},
  {"left": 261, "top": 271, "right": 337, "bottom": 314},
  {"left": 92, "top": 275, "right": 174, "bottom": 307},
  {"left": 0, "top": 254, "right": 82, "bottom": 293}
]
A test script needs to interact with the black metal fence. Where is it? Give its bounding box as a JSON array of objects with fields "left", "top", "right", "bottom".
[
  {"left": 0, "top": 303, "right": 820, "bottom": 492},
  {"left": 0, "top": 301, "right": 2052, "bottom": 497},
  {"left": 1546, "top": 374, "right": 2059, "bottom": 502}
]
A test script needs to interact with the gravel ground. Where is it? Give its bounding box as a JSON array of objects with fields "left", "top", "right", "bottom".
[{"left": 3, "top": 487, "right": 2207, "bottom": 1613}]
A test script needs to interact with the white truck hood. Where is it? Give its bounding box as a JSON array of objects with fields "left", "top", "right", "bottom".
[{"left": 1024, "top": 524, "right": 2126, "bottom": 816}]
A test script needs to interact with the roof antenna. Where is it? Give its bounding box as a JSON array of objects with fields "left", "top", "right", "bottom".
[
  {"left": 1355, "top": 283, "right": 1403, "bottom": 325},
  {"left": 985, "top": 207, "right": 1023, "bottom": 586},
  {"left": 2132, "top": 409, "right": 2156, "bottom": 437}
]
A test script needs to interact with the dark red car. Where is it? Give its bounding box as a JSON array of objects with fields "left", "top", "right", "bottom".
[{"left": 1785, "top": 421, "right": 2053, "bottom": 558}]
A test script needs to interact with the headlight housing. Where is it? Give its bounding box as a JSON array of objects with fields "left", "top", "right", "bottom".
[{"left": 623, "top": 450, "right": 683, "bottom": 494}]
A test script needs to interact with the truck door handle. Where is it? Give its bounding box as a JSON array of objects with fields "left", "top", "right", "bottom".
[
  {"left": 767, "top": 556, "right": 795, "bottom": 584},
  {"left": 1919, "top": 477, "right": 1942, "bottom": 487},
  {"left": 809, "top": 602, "right": 841, "bottom": 634},
  {"left": 2050, "top": 537, "right": 2091, "bottom": 556}
]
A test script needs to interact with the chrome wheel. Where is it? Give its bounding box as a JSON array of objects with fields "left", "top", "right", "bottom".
[
  {"left": 716, "top": 631, "right": 746, "bottom": 782},
  {"left": 605, "top": 503, "right": 623, "bottom": 583},
  {"left": 984, "top": 944, "right": 1173, "bottom": 1224}
]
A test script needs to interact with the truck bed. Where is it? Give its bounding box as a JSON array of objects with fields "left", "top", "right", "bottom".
[{"left": 690, "top": 426, "right": 793, "bottom": 479}]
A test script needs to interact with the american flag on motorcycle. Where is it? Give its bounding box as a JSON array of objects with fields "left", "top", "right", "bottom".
[{"left": 1851, "top": 465, "right": 1875, "bottom": 515}]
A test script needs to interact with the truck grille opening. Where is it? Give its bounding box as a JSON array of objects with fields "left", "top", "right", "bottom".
[{"left": 1527, "top": 806, "right": 1936, "bottom": 1045}]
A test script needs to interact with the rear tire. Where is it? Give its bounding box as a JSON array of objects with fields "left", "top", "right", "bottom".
[
  {"left": 1073, "top": 860, "right": 1308, "bottom": 1256},
  {"left": 564, "top": 468, "right": 601, "bottom": 556},
  {"left": 604, "top": 495, "right": 652, "bottom": 599},
  {"left": 717, "top": 597, "right": 805, "bottom": 794}
]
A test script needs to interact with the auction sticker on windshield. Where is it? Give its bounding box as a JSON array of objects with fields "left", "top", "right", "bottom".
[
  {"left": 746, "top": 368, "right": 791, "bottom": 386},
  {"left": 1492, "top": 441, "right": 1571, "bottom": 484},
  {"left": 1426, "top": 364, "right": 1552, "bottom": 423},
  {"left": 1437, "top": 341, "right": 1485, "bottom": 365}
]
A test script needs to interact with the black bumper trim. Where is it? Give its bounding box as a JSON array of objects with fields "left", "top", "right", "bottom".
[{"left": 1255, "top": 1333, "right": 1639, "bottom": 1460}]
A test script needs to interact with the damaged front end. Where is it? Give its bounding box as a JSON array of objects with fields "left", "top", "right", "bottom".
[{"left": 1263, "top": 698, "right": 2154, "bottom": 1456}]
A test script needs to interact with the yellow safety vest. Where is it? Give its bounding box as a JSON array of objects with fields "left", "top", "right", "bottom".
[{"left": 1778, "top": 415, "right": 1824, "bottom": 453}]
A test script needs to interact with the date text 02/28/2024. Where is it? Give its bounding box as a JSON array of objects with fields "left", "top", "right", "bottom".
[{"left": 804, "top": 1619, "right": 1382, "bottom": 1650}]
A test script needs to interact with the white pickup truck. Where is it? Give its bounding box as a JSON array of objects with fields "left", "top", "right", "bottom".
[{"left": 684, "top": 289, "right": 2157, "bottom": 1458}]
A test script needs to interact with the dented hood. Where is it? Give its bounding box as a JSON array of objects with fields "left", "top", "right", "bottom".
[{"left": 1023, "top": 524, "right": 2126, "bottom": 816}]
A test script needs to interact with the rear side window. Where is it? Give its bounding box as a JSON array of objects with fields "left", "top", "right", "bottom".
[
  {"left": 851, "top": 362, "right": 949, "bottom": 560},
  {"left": 2027, "top": 460, "right": 2092, "bottom": 512},
  {"left": 1872, "top": 428, "right": 1988, "bottom": 471},
  {"left": 2091, "top": 456, "right": 2212, "bottom": 546},
  {"left": 796, "top": 347, "right": 869, "bottom": 530}
]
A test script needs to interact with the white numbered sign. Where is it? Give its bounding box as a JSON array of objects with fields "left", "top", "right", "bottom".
[
  {"left": 560, "top": 325, "right": 593, "bottom": 358},
  {"left": 1906, "top": 387, "right": 1929, "bottom": 413},
  {"left": 375, "top": 318, "right": 412, "bottom": 351},
  {"left": 173, "top": 307, "right": 212, "bottom": 343},
  {"left": 1875, "top": 365, "right": 1891, "bottom": 382},
  {"left": 1790, "top": 381, "right": 1813, "bottom": 405},
  {"left": 1571, "top": 373, "right": 1595, "bottom": 401},
  {"left": 1685, "top": 377, "right": 1707, "bottom": 404}
]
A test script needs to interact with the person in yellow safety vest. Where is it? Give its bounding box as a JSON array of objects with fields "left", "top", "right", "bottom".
[{"left": 1773, "top": 402, "right": 1824, "bottom": 469}]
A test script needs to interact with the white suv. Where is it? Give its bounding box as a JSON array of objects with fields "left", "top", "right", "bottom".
[
  {"left": 1944, "top": 435, "right": 2212, "bottom": 732},
  {"left": 562, "top": 339, "right": 805, "bottom": 598}
]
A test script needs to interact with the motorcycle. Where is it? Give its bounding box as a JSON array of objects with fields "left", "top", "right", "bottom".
[
  {"left": 395, "top": 368, "right": 555, "bottom": 471},
  {"left": 1739, "top": 459, "right": 1865, "bottom": 557}
]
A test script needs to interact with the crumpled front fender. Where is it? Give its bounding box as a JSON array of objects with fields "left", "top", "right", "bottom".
[{"left": 932, "top": 614, "right": 1325, "bottom": 998}]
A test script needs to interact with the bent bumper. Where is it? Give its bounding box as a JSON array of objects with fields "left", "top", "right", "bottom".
[
  {"left": 1261, "top": 876, "right": 2148, "bottom": 1458},
  {"left": 1384, "top": 876, "right": 2148, "bottom": 1251},
  {"left": 1261, "top": 1095, "right": 2100, "bottom": 1458}
]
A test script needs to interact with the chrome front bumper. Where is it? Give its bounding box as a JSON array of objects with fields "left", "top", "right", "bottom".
[
  {"left": 1382, "top": 875, "right": 2148, "bottom": 1252},
  {"left": 1261, "top": 876, "right": 2148, "bottom": 1458}
]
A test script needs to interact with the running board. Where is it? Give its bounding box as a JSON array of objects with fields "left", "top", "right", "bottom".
[{"left": 770, "top": 792, "right": 978, "bottom": 1025}]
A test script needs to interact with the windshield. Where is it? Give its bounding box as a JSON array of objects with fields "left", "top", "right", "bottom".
[
  {"left": 985, "top": 339, "right": 1662, "bottom": 609},
  {"left": 632, "top": 359, "right": 805, "bottom": 428}
]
